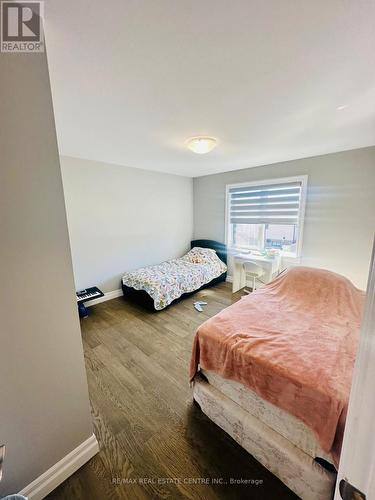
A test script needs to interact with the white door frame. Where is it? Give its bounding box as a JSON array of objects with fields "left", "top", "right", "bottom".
[{"left": 334, "top": 238, "right": 375, "bottom": 499}]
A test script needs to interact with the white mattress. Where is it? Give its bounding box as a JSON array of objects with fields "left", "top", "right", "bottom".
[
  {"left": 201, "top": 369, "right": 333, "bottom": 465},
  {"left": 193, "top": 376, "right": 336, "bottom": 499}
]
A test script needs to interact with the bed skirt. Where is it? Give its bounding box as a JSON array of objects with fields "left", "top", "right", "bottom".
[{"left": 193, "top": 375, "right": 336, "bottom": 500}]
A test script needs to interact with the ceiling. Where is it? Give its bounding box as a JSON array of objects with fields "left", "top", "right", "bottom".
[{"left": 45, "top": 0, "right": 375, "bottom": 177}]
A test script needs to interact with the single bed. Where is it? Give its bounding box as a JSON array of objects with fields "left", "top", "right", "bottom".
[
  {"left": 122, "top": 239, "right": 227, "bottom": 310},
  {"left": 190, "top": 266, "right": 365, "bottom": 499}
]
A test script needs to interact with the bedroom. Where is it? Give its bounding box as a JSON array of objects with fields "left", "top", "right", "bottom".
[{"left": 1, "top": 1, "right": 375, "bottom": 500}]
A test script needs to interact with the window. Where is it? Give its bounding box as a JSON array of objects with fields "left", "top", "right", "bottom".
[{"left": 226, "top": 176, "right": 307, "bottom": 258}]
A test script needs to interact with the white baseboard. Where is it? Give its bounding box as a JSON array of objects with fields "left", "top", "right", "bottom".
[
  {"left": 85, "top": 288, "right": 123, "bottom": 307},
  {"left": 19, "top": 434, "right": 99, "bottom": 500}
]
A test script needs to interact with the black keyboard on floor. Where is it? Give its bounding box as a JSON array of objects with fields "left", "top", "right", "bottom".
[{"left": 76, "top": 286, "right": 104, "bottom": 303}]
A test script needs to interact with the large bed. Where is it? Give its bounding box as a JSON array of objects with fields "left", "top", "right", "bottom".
[
  {"left": 190, "top": 266, "right": 365, "bottom": 499},
  {"left": 122, "top": 239, "right": 227, "bottom": 310}
]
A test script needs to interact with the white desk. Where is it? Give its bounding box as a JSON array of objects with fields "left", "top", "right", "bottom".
[{"left": 232, "top": 252, "right": 281, "bottom": 293}]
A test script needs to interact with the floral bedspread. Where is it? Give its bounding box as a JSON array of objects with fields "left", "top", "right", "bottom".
[{"left": 122, "top": 247, "right": 227, "bottom": 310}]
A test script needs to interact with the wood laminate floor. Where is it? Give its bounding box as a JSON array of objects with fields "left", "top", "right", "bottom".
[{"left": 48, "top": 283, "right": 297, "bottom": 500}]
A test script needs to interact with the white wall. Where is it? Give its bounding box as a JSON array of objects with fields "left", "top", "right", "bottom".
[
  {"left": 0, "top": 47, "right": 93, "bottom": 493},
  {"left": 61, "top": 156, "right": 193, "bottom": 293},
  {"left": 193, "top": 147, "right": 375, "bottom": 289}
]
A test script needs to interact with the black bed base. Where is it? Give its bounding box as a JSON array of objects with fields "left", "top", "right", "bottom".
[{"left": 122, "top": 272, "right": 227, "bottom": 312}]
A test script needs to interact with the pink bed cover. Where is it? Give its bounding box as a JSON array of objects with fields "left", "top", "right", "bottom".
[{"left": 190, "top": 267, "right": 365, "bottom": 466}]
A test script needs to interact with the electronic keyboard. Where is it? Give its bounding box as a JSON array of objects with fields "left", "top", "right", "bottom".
[{"left": 76, "top": 286, "right": 104, "bottom": 303}]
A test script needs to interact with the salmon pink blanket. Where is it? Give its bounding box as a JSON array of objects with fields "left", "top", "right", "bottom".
[{"left": 190, "top": 267, "right": 365, "bottom": 466}]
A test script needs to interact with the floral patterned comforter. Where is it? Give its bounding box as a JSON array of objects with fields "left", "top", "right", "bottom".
[{"left": 122, "top": 247, "right": 227, "bottom": 310}]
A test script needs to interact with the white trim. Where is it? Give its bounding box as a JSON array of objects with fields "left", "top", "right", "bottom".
[
  {"left": 85, "top": 288, "right": 123, "bottom": 307},
  {"left": 296, "top": 175, "right": 308, "bottom": 259},
  {"left": 225, "top": 174, "right": 308, "bottom": 191},
  {"left": 225, "top": 175, "right": 308, "bottom": 259},
  {"left": 226, "top": 275, "right": 233, "bottom": 283},
  {"left": 224, "top": 183, "right": 230, "bottom": 251},
  {"left": 19, "top": 434, "right": 99, "bottom": 500}
]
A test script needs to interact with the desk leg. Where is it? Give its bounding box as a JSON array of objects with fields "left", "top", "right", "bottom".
[
  {"left": 232, "top": 261, "right": 240, "bottom": 293},
  {"left": 264, "top": 268, "right": 272, "bottom": 284},
  {"left": 232, "top": 262, "right": 247, "bottom": 293}
]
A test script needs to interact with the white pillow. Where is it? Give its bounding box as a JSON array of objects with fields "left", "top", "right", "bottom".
[{"left": 182, "top": 247, "right": 217, "bottom": 264}]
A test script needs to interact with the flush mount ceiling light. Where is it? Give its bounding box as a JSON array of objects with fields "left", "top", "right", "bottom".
[
  {"left": 336, "top": 104, "right": 348, "bottom": 111},
  {"left": 186, "top": 136, "right": 217, "bottom": 154}
]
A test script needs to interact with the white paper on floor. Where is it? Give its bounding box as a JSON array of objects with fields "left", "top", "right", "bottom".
[{"left": 193, "top": 301, "right": 207, "bottom": 312}]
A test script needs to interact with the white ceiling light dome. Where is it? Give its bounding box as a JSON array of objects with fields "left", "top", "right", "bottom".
[{"left": 186, "top": 136, "right": 217, "bottom": 154}]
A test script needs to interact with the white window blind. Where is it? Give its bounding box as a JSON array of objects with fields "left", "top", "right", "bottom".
[{"left": 228, "top": 181, "right": 302, "bottom": 226}]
